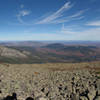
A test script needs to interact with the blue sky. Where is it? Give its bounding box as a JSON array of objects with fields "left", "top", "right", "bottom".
[{"left": 0, "top": 0, "right": 100, "bottom": 41}]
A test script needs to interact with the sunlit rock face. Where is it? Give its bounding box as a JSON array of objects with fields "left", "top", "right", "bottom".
[{"left": 0, "top": 46, "right": 28, "bottom": 58}]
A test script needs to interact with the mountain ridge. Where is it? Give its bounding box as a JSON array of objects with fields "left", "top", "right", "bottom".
[{"left": 0, "top": 41, "right": 100, "bottom": 63}]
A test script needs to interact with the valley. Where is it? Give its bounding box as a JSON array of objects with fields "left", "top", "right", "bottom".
[{"left": 0, "top": 41, "right": 100, "bottom": 64}]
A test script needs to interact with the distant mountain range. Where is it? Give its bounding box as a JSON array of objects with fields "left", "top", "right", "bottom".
[
  {"left": 0, "top": 41, "right": 45, "bottom": 47},
  {"left": 0, "top": 41, "right": 100, "bottom": 63},
  {"left": 0, "top": 41, "right": 100, "bottom": 47}
]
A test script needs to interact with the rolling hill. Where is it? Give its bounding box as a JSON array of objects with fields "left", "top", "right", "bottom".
[{"left": 0, "top": 41, "right": 99, "bottom": 63}]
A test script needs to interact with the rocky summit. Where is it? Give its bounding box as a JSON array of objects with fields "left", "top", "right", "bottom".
[{"left": 0, "top": 62, "right": 100, "bottom": 100}]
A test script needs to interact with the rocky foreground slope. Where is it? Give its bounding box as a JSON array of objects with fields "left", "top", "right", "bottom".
[{"left": 0, "top": 62, "right": 100, "bottom": 100}]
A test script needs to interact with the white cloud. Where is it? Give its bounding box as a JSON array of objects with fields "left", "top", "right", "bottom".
[
  {"left": 15, "top": 1, "right": 87, "bottom": 25},
  {"left": 86, "top": 20, "right": 100, "bottom": 26},
  {"left": 45, "top": 10, "right": 85, "bottom": 24},
  {"left": 60, "top": 24, "right": 100, "bottom": 40},
  {"left": 17, "top": 10, "right": 31, "bottom": 17},
  {"left": 36, "top": 2, "right": 73, "bottom": 24},
  {"left": 78, "top": 28, "right": 100, "bottom": 40},
  {"left": 15, "top": 1, "right": 87, "bottom": 26},
  {"left": 69, "top": 10, "right": 86, "bottom": 18},
  {"left": 60, "top": 24, "right": 78, "bottom": 34},
  {"left": 36, "top": 1, "right": 87, "bottom": 25},
  {"left": 51, "top": 14, "right": 84, "bottom": 24},
  {"left": 16, "top": 10, "right": 31, "bottom": 24},
  {"left": 16, "top": 4, "right": 31, "bottom": 24}
]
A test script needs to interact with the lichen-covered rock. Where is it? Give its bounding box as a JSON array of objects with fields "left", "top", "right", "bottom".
[
  {"left": 80, "top": 96, "right": 88, "bottom": 100},
  {"left": 95, "top": 96, "right": 100, "bottom": 100},
  {"left": 0, "top": 64, "right": 100, "bottom": 100}
]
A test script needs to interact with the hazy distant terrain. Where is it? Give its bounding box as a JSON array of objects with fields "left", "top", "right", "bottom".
[{"left": 0, "top": 41, "right": 100, "bottom": 63}]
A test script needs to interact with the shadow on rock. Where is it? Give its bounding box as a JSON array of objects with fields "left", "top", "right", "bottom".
[
  {"left": 26, "top": 97, "right": 34, "bottom": 100},
  {"left": 4, "top": 93, "right": 17, "bottom": 100}
]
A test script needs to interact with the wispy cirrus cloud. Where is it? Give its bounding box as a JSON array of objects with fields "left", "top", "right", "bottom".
[
  {"left": 69, "top": 10, "right": 86, "bottom": 18},
  {"left": 17, "top": 10, "right": 31, "bottom": 17},
  {"left": 36, "top": 1, "right": 87, "bottom": 24},
  {"left": 16, "top": 9, "right": 31, "bottom": 24},
  {"left": 86, "top": 20, "right": 100, "bottom": 26},
  {"left": 36, "top": 2, "right": 73, "bottom": 24},
  {"left": 50, "top": 10, "right": 85, "bottom": 24},
  {"left": 15, "top": 4, "right": 31, "bottom": 24},
  {"left": 60, "top": 24, "right": 79, "bottom": 34},
  {"left": 15, "top": 2, "right": 87, "bottom": 25}
]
